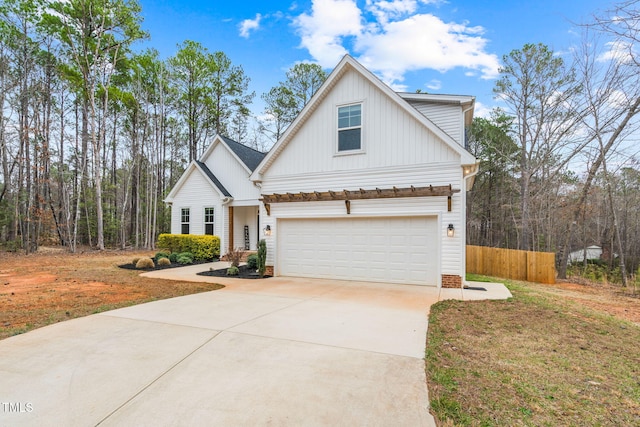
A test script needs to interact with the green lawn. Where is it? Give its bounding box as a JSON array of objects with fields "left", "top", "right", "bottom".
[{"left": 425, "top": 278, "right": 640, "bottom": 426}]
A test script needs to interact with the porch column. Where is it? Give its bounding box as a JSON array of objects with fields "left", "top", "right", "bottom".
[{"left": 228, "top": 206, "right": 234, "bottom": 252}]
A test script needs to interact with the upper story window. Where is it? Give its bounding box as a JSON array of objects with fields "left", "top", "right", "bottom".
[
  {"left": 204, "top": 207, "right": 214, "bottom": 235},
  {"left": 338, "top": 103, "right": 362, "bottom": 152},
  {"left": 181, "top": 208, "right": 190, "bottom": 234}
]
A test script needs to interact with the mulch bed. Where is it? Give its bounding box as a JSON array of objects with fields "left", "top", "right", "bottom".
[
  {"left": 197, "top": 264, "right": 272, "bottom": 279},
  {"left": 118, "top": 259, "right": 216, "bottom": 272}
]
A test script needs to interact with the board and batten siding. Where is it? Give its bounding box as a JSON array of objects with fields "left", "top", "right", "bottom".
[
  {"left": 170, "top": 170, "right": 224, "bottom": 238},
  {"left": 260, "top": 162, "right": 462, "bottom": 194},
  {"left": 406, "top": 101, "right": 464, "bottom": 146},
  {"left": 204, "top": 143, "right": 261, "bottom": 203},
  {"left": 264, "top": 69, "right": 459, "bottom": 178}
]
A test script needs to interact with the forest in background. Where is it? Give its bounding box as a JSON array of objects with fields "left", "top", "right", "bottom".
[
  {"left": 1, "top": 0, "right": 640, "bottom": 283},
  {"left": 0, "top": 0, "right": 325, "bottom": 253}
]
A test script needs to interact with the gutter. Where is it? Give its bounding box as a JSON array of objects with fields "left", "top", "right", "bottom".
[{"left": 463, "top": 162, "right": 480, "bottom": 190}]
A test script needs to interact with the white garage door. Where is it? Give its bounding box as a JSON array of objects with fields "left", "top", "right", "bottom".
[{"left": 278, "top": 216, "right": 439, "bottom": 286}]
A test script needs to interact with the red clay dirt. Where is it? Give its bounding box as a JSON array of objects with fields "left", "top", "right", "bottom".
[
  {"left": 530, "top": 279, "right": 640, "bottom": 325},
  {"left": 0, "top": 247, "right": 223, "bottom": 339}
]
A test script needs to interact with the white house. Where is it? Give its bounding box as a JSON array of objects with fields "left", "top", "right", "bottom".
[
  {"left": 250, "top": 55, "right": 479, "bottom": 288},
  {"left": 568, "top": 245, "right": 603, "bottom": 263},
  {"left": 164, "top": 134, "right": 266, "bottom": 254}
]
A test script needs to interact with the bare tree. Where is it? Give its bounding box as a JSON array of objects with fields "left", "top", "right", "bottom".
[
  {"left": 494, "top": 43, "right": 583, "bottom": 250},
  {"left": 557, "top": 19, "right": 640, "bottom": 278}
]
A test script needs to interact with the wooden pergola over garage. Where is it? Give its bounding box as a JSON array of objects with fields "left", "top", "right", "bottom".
[{"left": 261, "top": 184, "right": 460, "bottom": 215}]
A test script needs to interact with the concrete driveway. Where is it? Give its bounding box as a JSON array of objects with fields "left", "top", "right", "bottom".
[{"left": 0, "top": 266, "right": 510, "bottom": 426}]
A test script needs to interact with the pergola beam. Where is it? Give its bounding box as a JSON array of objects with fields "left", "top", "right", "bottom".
[{"left": 261, "top": 185, "right": 459, "bottom": 205}]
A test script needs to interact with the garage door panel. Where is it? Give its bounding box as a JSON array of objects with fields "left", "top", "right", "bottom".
[{"left": 278, "top": 217, "right": 439, "bottom": 286}]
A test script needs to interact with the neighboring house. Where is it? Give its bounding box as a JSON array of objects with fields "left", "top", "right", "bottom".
[
  {"left": 568, "top": 245, "right": 603, "bottom": 263},
  {"left": 164, "top": 134, "right": 266, "bottom": 255},
  {"left": 249, "top": 55, "right": 479, "bottom": 288}
]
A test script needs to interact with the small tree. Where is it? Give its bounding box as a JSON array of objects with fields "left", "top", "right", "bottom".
[{"left": 257, "top": 239, "right": 267, "bottom": 277}]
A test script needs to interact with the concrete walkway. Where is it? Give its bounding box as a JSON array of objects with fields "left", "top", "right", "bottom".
[{"left": 0, "top": 263, "right": 510, "bottom": 426}]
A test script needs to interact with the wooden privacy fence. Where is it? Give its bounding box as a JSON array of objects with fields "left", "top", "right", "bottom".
[{"left": 466, "top": 245, "right": 556, "bottom": 284}]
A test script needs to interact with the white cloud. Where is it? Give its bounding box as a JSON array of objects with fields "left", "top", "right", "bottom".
[
  {"left": 239, "top": 14, "right": 262, "bottom": 38},
  {"left": 294, "top": 0, "right": 363, "bottom": 67},
  {"left": 426, "top": 79, "right": 441, "bottom": 90},
  {"left": 365, "top": 0, "right": 420, "bottom": 25},
  {"left": 356, "top": 14, "right": 500, "bottom": 83},
  {"left": 473, "top": 101, "right": 492, "bottom": 119},
  {"left": 293, "top": 0, "right": 500, "bottom": 87},
  {"left": 597, "top": 40, "right": 635, "bottom": 63}
]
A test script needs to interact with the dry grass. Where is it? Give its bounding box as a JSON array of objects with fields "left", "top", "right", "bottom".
[
  {"left": 0, "top": 249, "right": 223, "bottom": 340},
  {"left": 426, "top": 278, "right": 640, "bottom": 426}
]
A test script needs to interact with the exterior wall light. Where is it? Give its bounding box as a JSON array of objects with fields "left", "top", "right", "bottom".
[
  {"left": 264, "top": 225, "right": 272, "bottom": 236},
  {"left": 447, "top": 223, "right": 455, "bottom": 237}
]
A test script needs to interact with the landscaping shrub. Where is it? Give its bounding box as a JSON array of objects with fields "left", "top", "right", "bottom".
[
  {"left": 227, "top": 265, "right": 239, "bottom": 276},
  {"left": 132, "top": 258, "right": 140, "bottom": 265},
  {"left": 157, "top": 257, "right": 172, "bottom": 266},
  {"left": 154, "top": 251, "right": 170, "bottom": 262},
  {"left": 156, "top": 234, "right": 220, "bottom": 260},
  {"left": 226, "top": 247, "right": 245, "bottom": 267},
  {"left": 135, "top": 257, "right": 155, "bottom": 269},
  {"left": 169, "top": 253, "right": 178, "bottom": 263},
  {"left": 247, "top": 253, "right": 259, "bottom": 270},
  {"left": 177, "top": 252, "right": 193, "bottom": 260},
  {"left": 177, "top": 254, "right": 193, "bottom": 265},
  {"left": 257, "top": 239, "right": 267, "bottom": 277}
]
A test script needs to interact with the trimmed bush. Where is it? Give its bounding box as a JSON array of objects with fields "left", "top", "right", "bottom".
[
  {"left": 157, "top": 257, "right": 172, "bottom": 266},
  {"left": 135, "top": 257, "right": 155, "bottom": 269},
  {"left": 177, "top": 254, "right": 193, "bottom": 265},
  {"left": 247, "top": 253, "right": 259, "bottom": 270},
  {"left": 157, "top": 234, "right": 220, "bottom": 261},
  {"left": 154, "top": 251, "right": 170, "bottom": 262},
  {"left": 227, "top": 265, "right": 239, "bottom": 276},
  {"left": 257, "top": 239, "right": 267, "bottom": 277},
  {"left": 169, "top": 253, "right": 178, "bottom": 263}
]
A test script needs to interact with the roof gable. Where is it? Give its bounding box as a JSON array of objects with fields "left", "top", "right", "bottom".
[
  {"left": 220, "top": 135, "right": 266, "bottom": 172},
  {"left": 251, "top": 55, "right": 476, "bottom": 181},
  {"left": 164, "top": 161, "right": 231, "bottom": 203},
  {"left": 195, "top": 161, "right": 231, "bottom": 197},
  {"left": 200, "top": 134, "right": 266, "bottom": 174}
]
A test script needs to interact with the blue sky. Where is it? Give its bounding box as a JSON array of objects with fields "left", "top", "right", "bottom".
[{"left": 137, "top": 0, "right": 610, "bottom": 118}]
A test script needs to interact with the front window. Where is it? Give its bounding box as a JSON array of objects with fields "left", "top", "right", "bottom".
[
  {"left": 181, "top": 208, "right": 190, "bottom": 234},
  {"left": 338, "top": 103, "right": 362, "bottom": 151},
  {"left": 204, "top": 207, "right": 214, "bottom": 235}
]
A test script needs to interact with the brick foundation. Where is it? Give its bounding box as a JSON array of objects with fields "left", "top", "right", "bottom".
[
  {"left": 441, "top": 274, "right": 462, "bottom": 288},
  {"left": 265, "top": 265, "right": 274, "bottom": 276}
]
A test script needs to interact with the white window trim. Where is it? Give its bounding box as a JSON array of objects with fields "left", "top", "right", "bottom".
[
  {"left": 180, "top": 207, "right": 191, "bottom": 234},
  {"left": 204, "top": 207, "right": 215, "bottom": 235},
  {"left": 335, "top": 101, "right": 365, "bottom": 156}
]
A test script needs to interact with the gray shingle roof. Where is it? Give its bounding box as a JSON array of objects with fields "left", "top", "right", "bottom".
[
  {"left": 220, "top": 135, "right": 266, "bottom": 172},
  {"left": 195, "top": 161, "right": 232, "bottom": 197}
]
